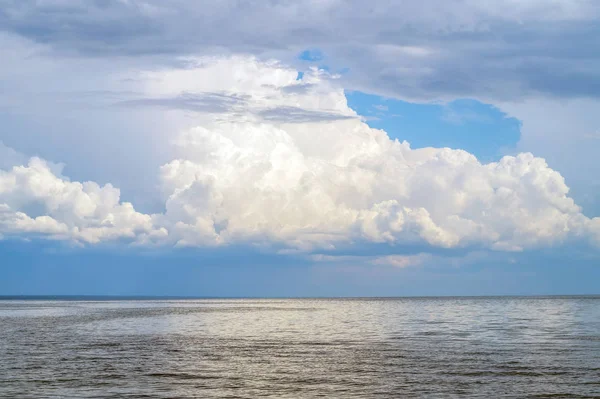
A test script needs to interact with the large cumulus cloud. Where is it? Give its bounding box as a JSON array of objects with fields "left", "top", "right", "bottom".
[
  {"left": 158, "top": 112, "right": 594, "bottom": 252},
  {"left": 3, "top": 57, "right": 597, "bottom": 254}
]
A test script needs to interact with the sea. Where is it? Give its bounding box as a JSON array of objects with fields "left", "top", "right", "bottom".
[{"left": 0, "top": 296, "right": 599, "bottom": 398}]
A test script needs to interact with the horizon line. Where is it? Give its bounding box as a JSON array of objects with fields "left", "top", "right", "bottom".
[{"left": 1, "top": 294, "right": 599, "bottom": 301}]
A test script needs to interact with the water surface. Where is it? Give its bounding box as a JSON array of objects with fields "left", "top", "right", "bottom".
[{"left": 1, "top": 297, "right": 599, "bottom": 398}]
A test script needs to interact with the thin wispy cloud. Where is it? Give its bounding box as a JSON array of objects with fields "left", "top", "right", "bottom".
[{"left": 118, "top": 92, "right": 250, "bottom": 113}]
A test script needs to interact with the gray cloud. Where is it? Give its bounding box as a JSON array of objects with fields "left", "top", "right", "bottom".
[
  {"left": 258, "top": 106, "right": 357, "bottom": 123},
  {"left": 279, "top": 83, "right": 318, "bottom": 95},
  {"left": 117, "top": 92, "right": 354, "bottom": 123},
  {"left": 118, "top": 92, "right": 249, "bottom": 113},
  {"left": 1, "top": 1, "right": 600, "bottom": 101}
]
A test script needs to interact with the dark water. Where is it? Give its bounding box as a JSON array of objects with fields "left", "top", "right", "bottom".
[{"left": 1, "top": 297, "right": 600, "bottom": 398}]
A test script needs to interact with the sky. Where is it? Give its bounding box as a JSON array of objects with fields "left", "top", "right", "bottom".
[{"left": 0, "top": 0, "right": 599, "bottom": 296}]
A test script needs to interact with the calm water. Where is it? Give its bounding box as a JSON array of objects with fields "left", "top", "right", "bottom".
[{"left": 1, "top": 297, "right": 599, "bottom": 398}]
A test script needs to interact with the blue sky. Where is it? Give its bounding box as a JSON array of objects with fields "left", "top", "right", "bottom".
[
  {"left": 0, "top": 1, "right": 599, "bottom": 296},
  {"left": 346, "top": 92, "right": 521, "bottom": 163},
  {"left": 2, "top": 239, "right": 599, "bottom": 297}
]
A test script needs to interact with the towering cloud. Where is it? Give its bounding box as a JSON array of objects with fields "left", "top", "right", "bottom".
[{"left": 1, "top": 57, "right": 597, "bottom": 254}]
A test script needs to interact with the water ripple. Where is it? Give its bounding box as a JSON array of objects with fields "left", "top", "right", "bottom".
[{"left": 1, "top": 297, "right": 599, "bottom": 398}]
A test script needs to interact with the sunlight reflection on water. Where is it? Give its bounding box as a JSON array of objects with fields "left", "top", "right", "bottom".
[{"left": 1, "top": 297, "right": 599, "bottom": 398}]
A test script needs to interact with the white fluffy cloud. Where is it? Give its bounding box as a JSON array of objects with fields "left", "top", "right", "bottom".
[
  {"left": 1, "top": 57, "right": 599, "bottom": 253},
  {"left": 0, "top": 155, "right": 166, "bottom": 244},
  {"left": 158, "top": 119, "right": 594, "bottom": 251},
  {"left": 147, "top": 57, "right": 600, "bottom": 252}
]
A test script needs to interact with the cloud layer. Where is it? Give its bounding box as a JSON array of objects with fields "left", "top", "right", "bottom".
[
  {"left": 2, "top": 0, "right": 600, "bottom": 102},
  {"left": 1, "top": 57, "right": 598, "bottom": 254}
]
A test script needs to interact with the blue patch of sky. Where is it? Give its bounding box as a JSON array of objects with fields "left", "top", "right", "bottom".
[
  {"left": 298, "top": 49, "right": 324, "bottom": 62},
  {"left": 297, "top": 48, "right": 335, "bottom": 75},
  {"left": 346, "top": 91, "right": 522, "bottom": 163}
]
